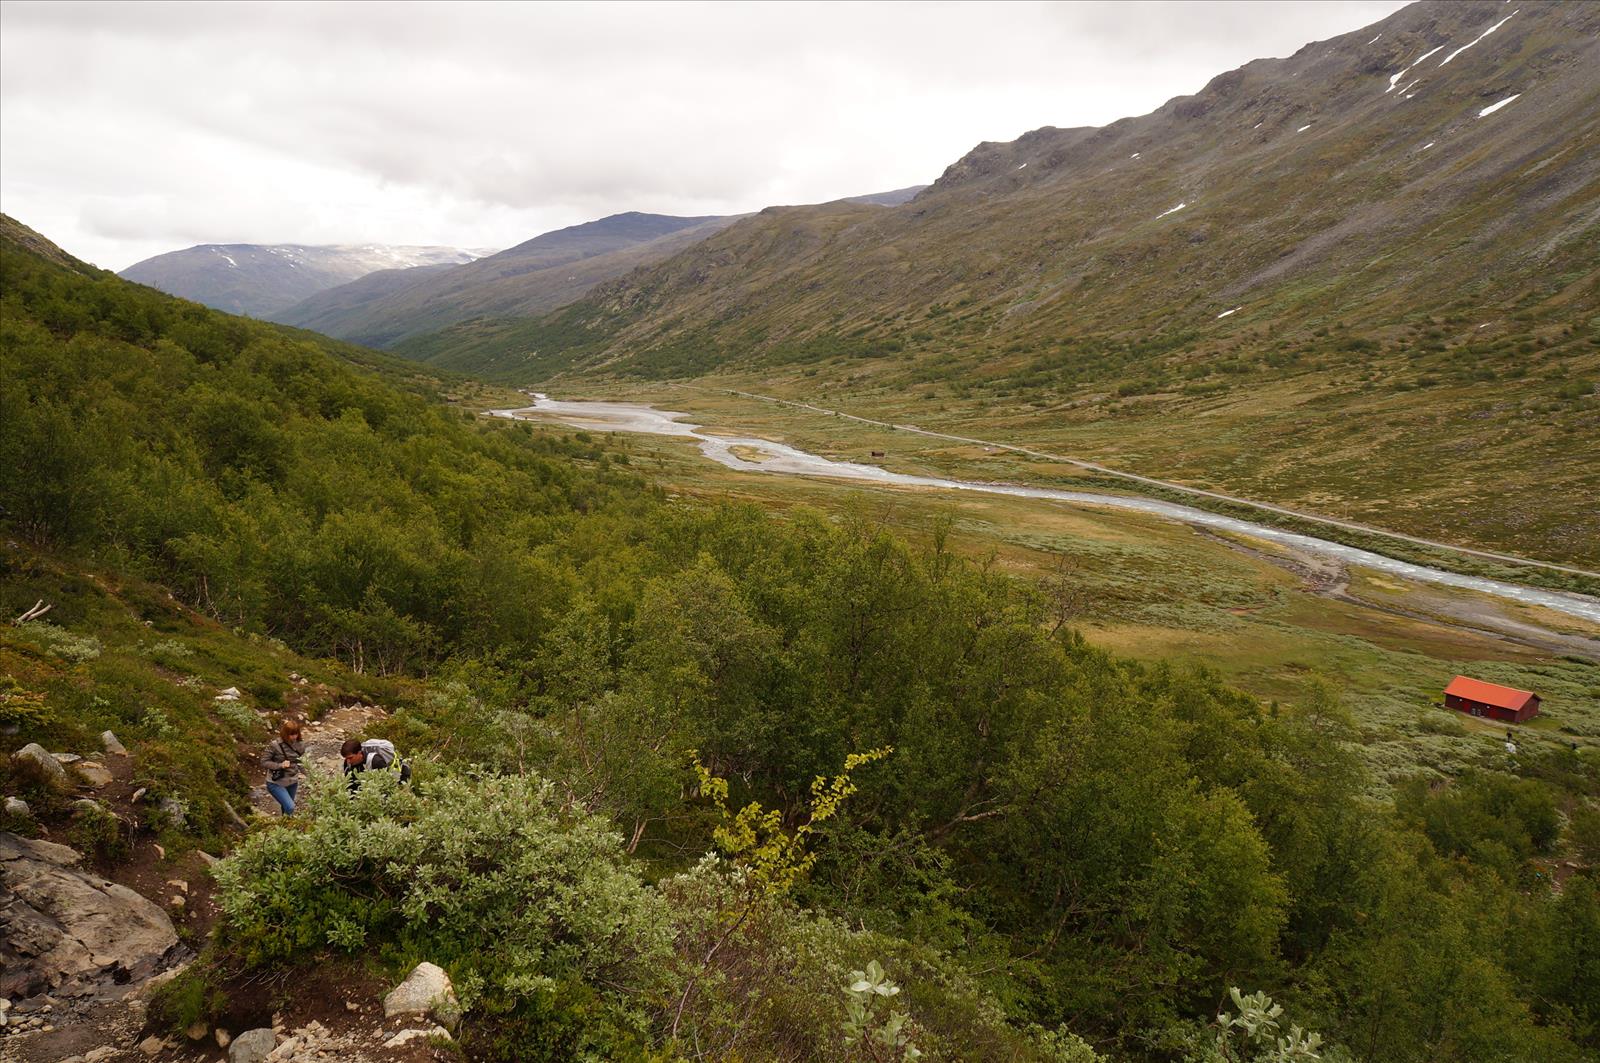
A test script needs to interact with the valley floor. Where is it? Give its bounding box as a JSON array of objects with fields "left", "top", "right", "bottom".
[{"left": 488, "top": 389, "right": 1600, "bottom": 787}]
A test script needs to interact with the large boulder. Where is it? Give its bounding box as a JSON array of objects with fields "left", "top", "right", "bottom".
[
  {"left": 228, "top": 1026, "right": 276, "bottom": 1063},
  {"left": 383, "top": 961, "right": 460, "bottom": 1028},
  {"left": 10, "top": 743, "right": 71, "bottom": 791},
  {"left": 0, "top": 832, "right": 178, "bottom": 998}
]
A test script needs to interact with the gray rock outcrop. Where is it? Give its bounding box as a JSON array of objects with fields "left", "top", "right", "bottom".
[
  {"left": 10, "top": 744, "right": 71, "bottom": 791},
  {"left": 382, "top": 961, "right": 460, "bottom": 1028},
  {"left": 0, "top": 832, "right": 178, "bottom": 998},
  {"left": 101, "top": 731, "right": 127, "bottom": 756},
  {"left": 228, "top": 1026, "right": 276, "bottom": 1063}
]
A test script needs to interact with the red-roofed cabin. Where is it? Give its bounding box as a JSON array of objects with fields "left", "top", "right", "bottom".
[{"left": 1444, "top": 676, "right": 1540, "bottom": 723}]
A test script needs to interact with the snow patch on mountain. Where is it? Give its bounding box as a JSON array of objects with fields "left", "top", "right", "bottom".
[
  {"left": 1439, "top": 10, "right": 1517, "bottom": 67},
  {"left": 1387, "top": 46, "right": 1445, "bottom": 92},
  {"left": 1478, "top": 94, "right": 1521, "bottom": 117}
]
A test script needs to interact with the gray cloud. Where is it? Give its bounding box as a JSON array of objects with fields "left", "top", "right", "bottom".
[{"left": 1, "top": 0, "right": 1409, "bottom": 269}]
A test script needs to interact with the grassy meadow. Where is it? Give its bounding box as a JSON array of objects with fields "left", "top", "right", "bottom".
[{"left": 492, "top": 387, "right": 1600, "bottom": 788}]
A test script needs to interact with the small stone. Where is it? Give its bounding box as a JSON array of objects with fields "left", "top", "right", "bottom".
[
  {"left": 3, "top": 796, "right": 29, "bottom": 818},
  {"left": 11, "top": 743, "right": 71, "bottom": 791},
  {"left": 137, "top": 964, "right": 188, "bottom": 999},
  {"left": 344, "top": 1000, "right": 359, "bottom": 1013},
  {"left": 382, "top": 961, "right": 459, "bottom": 1028},
  {"left": 166, "top": 879, "right": 189, "bottom": 893},
  {"left": 86, "top": 1049, "right": 118, "bottom": 1062},
  {"left": 131, "top": 787, "right": 148, "bottom": 802},
  {"left": 215, "top": 687, "right": 242, "bottom": 701},
  {"left": 229, "top": 1027, "right": 276, "bottom": 1063},
  {"left": 139, "top": 1035, "right": 168, "bottom": 1056},
  {"left": 73, "top": 761, "right": 114, "bottom": 787},
  {"left": 40, "top": 1023, "right": 54, "bottom": 1033},
  {"left": 169, "top": 894, "right": 186, "bottom": 910},
  {"left": 152, "top": 842, "right": 165, "bottom": 860},
  {"left": 186, "top": 1020, "right": 208, "bottom": 1040},
  {"left": 265, "top": 1034, "right": 298, "bottom": 1060},
  {"left": 101, "top": 730, "right": 128, "bottom": 756},
  {"left": 51, "top": 751, "right": 83, "bottom": 765},
  {"left": 384, "top": 1028, "right": 433, "bottom": 1048},
  {"left": 215, "top": 1027, "right": 232, "bottom": 1048},
  {"left": 156, "top": 797, "right": 187, "bottom": 830}
]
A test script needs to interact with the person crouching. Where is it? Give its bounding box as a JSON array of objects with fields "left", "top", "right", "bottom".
[{"left": 341, "top": 736, "right": 410, "bottom": 791}]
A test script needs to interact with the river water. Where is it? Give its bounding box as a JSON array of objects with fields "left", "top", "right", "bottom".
[{"left": 493, "top": 396, "right": 1600, "bottom": 625}]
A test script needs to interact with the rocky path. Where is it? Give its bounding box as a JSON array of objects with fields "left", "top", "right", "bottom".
[
  {"left": 247, "top": 702, "right": 387, "bottom": 816},
  {"left": 2, "top": 692, "right": 433, "bottom": 1063}
]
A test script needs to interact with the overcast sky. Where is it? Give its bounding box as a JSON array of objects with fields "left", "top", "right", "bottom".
[{"left": 1, "top": 0, "right": 1409, "bottom": 271}]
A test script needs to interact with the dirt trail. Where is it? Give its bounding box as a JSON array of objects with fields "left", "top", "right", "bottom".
[{"left": 248, "top": 701, "right": 387, "bottom": 815}]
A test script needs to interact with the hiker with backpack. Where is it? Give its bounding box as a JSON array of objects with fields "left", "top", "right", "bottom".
[
  {"left": 261, "top": 718, "right": 306, "bottom": 815},
  {"left": 341, "top": 736, "right": 411, "bottom": 791}
]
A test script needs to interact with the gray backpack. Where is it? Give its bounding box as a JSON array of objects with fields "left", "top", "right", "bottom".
[{"left": 360, "top": 738, "right": 410, "bottom": 782}]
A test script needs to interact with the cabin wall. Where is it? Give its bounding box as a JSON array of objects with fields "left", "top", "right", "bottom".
[{"left": 1445, "top": 693, "right": 1537, "bottom": 723}]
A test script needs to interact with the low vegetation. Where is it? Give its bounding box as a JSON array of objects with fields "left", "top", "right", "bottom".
[{"left": 3, "top": 219, "right": 1598, "bottom": 1061}]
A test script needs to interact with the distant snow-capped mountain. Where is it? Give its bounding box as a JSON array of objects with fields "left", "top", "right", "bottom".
[{"left": 118, "top": 243, "right": 496, "bottom": 318}]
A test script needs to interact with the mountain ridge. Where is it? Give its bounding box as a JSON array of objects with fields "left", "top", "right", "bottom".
[
  {"left": 389, "top": 0, "right": 1599, "bottom": 566},
  {"left": 119, "top": 242, "right": 493, "bottom": 318},
  {"left": 269, "top": 212, "right": 742, "bottom": 347},
  {"left": 271, "top": 191, "right": 928, "bottom": 348}
]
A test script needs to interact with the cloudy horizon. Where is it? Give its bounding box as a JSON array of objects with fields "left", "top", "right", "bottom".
[{"left": 2, "top": 0, "right": 1409, "bottom": 271}]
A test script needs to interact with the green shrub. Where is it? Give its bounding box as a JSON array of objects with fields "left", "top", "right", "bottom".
[
  {"left": 213, "top": 698, "right": 262, "bottom": 734},
  {"left": 0, "top": 673, "right": 51, "bottom": 729},
  {"left": 68, "top": 800, "right": 130, "bottom": 864},
  {"left": 150, "top": 964, "right": 228, "bottom": 1031},
  {"left": 214, "top": 771, "right": 673, "bottom": 1059},
  {"left": 13, "top": 621, "right": 101, "bottom": 663}
]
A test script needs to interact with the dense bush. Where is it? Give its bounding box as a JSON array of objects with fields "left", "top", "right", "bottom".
[
  {"left": 1, "top": 233, "right": 655, "bottom": 674},
  {"left": 215, "top": 772, "right": 674, "bottom": 1058}
]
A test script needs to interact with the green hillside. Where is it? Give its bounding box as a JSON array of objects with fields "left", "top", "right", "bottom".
[
  {"left": 4, "top": 214, "right": 1599, "bottom": 1061},
  {"left": 272, "top": 212, "right": 739, "bottom": 347},
  {"left": 397, "top": 0, "right": 1600, "bottom": 567}
]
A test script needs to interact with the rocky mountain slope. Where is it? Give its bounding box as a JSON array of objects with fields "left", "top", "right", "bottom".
[
  {"left": 272, "top": 190, "right": 929, "bottom": 349},
  {"left": 398, "top": 0, "right": 1600, "bottom": 566},
  {"left": 118, "top": 243, "right": 492, "bottom": 318},
  {"left": 270, "top": 211, "right": 737, "bottom": 347}
]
